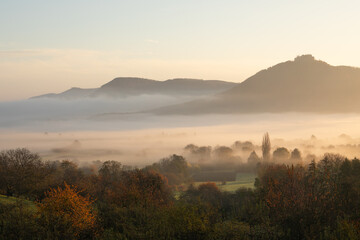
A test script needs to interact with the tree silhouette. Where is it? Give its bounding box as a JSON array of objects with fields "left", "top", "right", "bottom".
[
  {"left": 262, "top": 132, "right": 271, "bottom": 162},
  {"left": 273, "top": 147, "right": 290, "bottom": 162},
  {"left": 248, "top": 151, "right": 260, "bottom": 166},
  {"left": 290, "top": 148, "right": 302, "bottom": 161}
]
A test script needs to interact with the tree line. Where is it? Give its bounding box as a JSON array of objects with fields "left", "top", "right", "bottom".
[{"left": 1, "top": 147, "right": 360, "bottom": 239}]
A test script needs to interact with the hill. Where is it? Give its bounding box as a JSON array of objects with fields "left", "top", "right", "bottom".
[
  {"left": 154, "top": 55, "right": 360, "bottom": 114},
  {"left": 32, "top": 88, "right": 96, "bottom": 100},
  {"left": 31, "top": 78, "right": 237, "bottom": 100}
]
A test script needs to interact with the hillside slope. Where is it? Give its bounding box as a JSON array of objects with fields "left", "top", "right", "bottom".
[
  {"left": 31, "top": 78, "right": 237, "bottom": 99},
  {"left": 154, "top": 55, "right": 360, "bottom": 114}
]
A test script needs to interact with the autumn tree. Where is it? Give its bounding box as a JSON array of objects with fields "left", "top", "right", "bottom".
[
  {"left": 98, "top": 161, "right": 123, "bottom": 189},
  {"left": 97, "top": 169, "right": 173, "bottom": 239},
  {"left": 38, "top": 183, "right": 97, "bottom": 240},
  {"left": 197, "top": 183, "right": 222, "bottom": 206},
  {"left": 181, "top": 182, "right": 222, "bottom": 208},
  {"left": 260, "top": 165, "right": 309, "bottom": 238},
  {"left": 110, "top": 169, "right": 172, "bottom": 207},
  {"left": 257, "top": 154, "right": 360, "bottom": 238}
]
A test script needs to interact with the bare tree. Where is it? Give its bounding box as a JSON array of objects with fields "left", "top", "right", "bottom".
[{"left": 262, "top": 132, "right": 271, "bottom": 162}]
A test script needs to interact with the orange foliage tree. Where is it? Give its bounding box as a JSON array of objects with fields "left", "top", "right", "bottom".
[{"left": 38, "top": 183, "right": 97, "bottom": 240}]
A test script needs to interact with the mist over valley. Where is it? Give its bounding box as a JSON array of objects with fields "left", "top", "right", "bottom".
[
  {"left": 2, "top": 55, "right": 360, "bottom": 166},
  {"left": 2, "top": 1, "right": 360, "bottom": 237}
]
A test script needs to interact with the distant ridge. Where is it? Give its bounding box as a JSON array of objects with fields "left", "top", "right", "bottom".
[
  {"left": 154, "top": 55, "right": 360, "bottom": 114},
  {"left": 31, "top": 78, "right": 236, "bottom": 100},
  {"left": 31, "top": 87, "right": 96, "bottom": 100}
]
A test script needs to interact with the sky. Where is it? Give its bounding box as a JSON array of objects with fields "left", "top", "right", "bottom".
[{"left": 1, "top": 0, "right": 360, "bottom": 101}]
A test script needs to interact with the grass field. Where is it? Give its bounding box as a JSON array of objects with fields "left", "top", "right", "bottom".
[
  {"left": 193, "top": 172, "right": 256, "bottom": 192},
  {"left": 0, "top": 194, "right": 37, "bottom": 211}
]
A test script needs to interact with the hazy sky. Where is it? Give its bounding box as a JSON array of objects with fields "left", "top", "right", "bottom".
[{"left": 1, "top": 0, "right": 360, "bottom": 100}]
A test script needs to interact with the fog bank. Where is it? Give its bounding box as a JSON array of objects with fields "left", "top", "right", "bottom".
[{"left": 1, "top": 112, "right": 360, "bottom": 166}]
